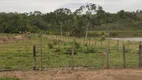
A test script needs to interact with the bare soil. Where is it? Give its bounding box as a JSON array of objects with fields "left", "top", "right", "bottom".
[
  {"left": 0, "top": 69, "right": 142, "bottom": 80},
  {"left": 0, "top": 35, "right": 25, "bottom": 43}
]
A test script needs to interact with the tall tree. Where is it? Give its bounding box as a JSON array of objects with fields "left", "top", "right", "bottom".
[{"left": 75, "top": 3, "right": 97, "bottom": 39}]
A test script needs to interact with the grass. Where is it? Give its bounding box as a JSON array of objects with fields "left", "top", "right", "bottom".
[
  {"left": 0, "top": 77, "right": 20, "bottom": 80},
  {"left": 0, "top": 33, "right": 141, "bottom": 70}
]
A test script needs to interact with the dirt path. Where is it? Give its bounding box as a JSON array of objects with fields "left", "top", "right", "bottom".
[{"left": 0, "top": 69, "right": 142, "bottom": 80}]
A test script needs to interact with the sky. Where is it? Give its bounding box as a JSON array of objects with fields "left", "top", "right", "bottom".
[{"left": 0, "top": 0, "right": 141, "bottom": 13}]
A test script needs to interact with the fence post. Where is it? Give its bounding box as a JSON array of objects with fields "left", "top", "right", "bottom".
[
  {"left": 106, "top": 39, "right": 110, "bottom": 68},
  {"left": 117, "top": 40, "right": 119, "bottom": 51},
  {"left": 123, "top": 44, "right": 126, "bottom": 68},
  {"left": 108, "top": 39, "right": 110, "bottom": 49},
  {"left": 33, "top": 45, "right": 36, "bottom": 70},
  {"left": 139, "top": 43, "right": 142, "bottom": 67},
  {"left": 40, "top": 34, "right": 43, "bottom": 71},
  {"left": 89, "top": 37, "right": 91, "bottom": 46},
  {"left": 71, "top": 39, "right": 75, "bottom": 70},
  {"left": 106, "top": 46, "right": 109, "bottom": 68}
]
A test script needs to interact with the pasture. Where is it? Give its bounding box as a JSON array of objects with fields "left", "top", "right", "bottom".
[{"left": 0, "top": 33, "right": 141, "bottom": 70}]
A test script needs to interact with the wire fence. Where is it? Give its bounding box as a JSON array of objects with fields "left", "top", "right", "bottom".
[{"left": 0, "top": 34, "right": 141, "bottom": 71}]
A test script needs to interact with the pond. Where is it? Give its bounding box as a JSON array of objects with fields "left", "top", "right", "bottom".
[{"left": 108, "top": 38, "right": 142, "bottom": 41}]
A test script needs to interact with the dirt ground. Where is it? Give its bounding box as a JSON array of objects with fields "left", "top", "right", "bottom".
[
  {"left": 0, "top": 35, "right": 26, "bottom": 43},
  {"left": 0, "top": 69, "right": 142, "bottom": 80}
]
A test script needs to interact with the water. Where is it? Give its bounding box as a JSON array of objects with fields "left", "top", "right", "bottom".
[{"left": 108, "top": 38, "right": 142, "bottom": 41}]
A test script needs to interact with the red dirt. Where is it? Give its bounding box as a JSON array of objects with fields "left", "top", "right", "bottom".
[{"left": 0, "top": 69, "right": 142, "bottom": 80}]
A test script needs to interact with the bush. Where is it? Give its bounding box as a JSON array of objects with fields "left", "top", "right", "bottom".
[
  {"left": 83, "top": 46, "right": 97, "bottom": 54},
  {"left": 74, "top": 41, "right": 80, "bottom": 49},
  {"left": 109, "top": 32, "right": 118, "bottom": 37},
  {"left": 64, "top": 47, "right": 77, "bottom": 55},
  {"left": 54, "top": 47, "right": 61, "bottom": 53},
  {"left": 52, "top": 40, "right": 59, "bottom": 45},
  {"left": 48, "top": 42, "right": 54, "bottom": 49}
]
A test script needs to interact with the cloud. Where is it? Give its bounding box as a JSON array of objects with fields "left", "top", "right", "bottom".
[
  {"left": 0, "top": 0, "right": 66, "bottom": 13},
  {"left": 102, "top": 0, "right": 142, "bottom": 12},
  {"left": 0, "top": 0, "right": 141, "bottom": 13}
]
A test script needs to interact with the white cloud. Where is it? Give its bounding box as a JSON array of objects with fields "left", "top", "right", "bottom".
[{"left": 0, "top": 0, "right": 141, "bottom": 13}]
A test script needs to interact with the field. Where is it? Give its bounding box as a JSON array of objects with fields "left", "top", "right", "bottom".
[
  {"left": 0, "top": 33, "right": 141, "bottom": 70},
  {"left": 0, "top": 33, "right": 142, "bottom": 80}
]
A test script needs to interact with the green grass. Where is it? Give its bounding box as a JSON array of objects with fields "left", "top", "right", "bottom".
[
  {"left": 0, "top": 77, "right": 20, "bottom": 80},
  {"left": 0, "top": 34, "right": 140, "bottom": 70}
]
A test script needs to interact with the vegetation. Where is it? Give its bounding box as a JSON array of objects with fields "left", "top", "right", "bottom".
[
  {"left": 0, "top": 34, "right": 140, "bottom": 69},
  {"left": 0, "top": 77, "right": 20, "bottom": 80},
  {"left": 0, "top": 3, "right": 142, "bottom": 71},
  {"left": 0, "top": 3, "right": 142, "bottom": 37}
]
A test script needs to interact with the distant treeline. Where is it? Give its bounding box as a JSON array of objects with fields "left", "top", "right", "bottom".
[{"left": 0, "top": 3, "right": 142, "bottom": 36}]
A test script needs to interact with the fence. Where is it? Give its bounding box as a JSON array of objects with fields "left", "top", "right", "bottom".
[{"left": 0, "top": 34, "right": 142, "bottom": 71}]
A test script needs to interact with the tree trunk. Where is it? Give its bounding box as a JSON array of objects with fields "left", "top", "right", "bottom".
[{"left": 85, "top": 24, "right": 89, "bottom": 40}]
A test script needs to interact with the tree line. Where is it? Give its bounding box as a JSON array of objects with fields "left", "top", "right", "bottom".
[{"left": 0, "top": 3, "right": 141, "bottom": 37}]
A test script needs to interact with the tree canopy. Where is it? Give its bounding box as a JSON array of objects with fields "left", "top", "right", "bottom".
[{"left": 0, "top": 3, "right": 141, "bottom": 36}]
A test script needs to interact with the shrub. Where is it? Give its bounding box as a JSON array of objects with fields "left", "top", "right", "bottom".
[
  {"left": 64, "top": 47, "right": 77, "bottom": 55},
  {"left": 48, "top": 42, "right": 54, "bottom": 49},
  {"left": 74, "top": 41, "right": 80, "bottom": 49},
  {"left": 109, "top": 32, "right": 118, "bottom": 37},
  {"left": 54, "top": 47, "right": 61, "bottom": 53},
  {"left": 52, "top": 40, "right": 58, "bottom": 45},
  {"left": 83, "top": 46, "right": 97, "bottom": 54}
]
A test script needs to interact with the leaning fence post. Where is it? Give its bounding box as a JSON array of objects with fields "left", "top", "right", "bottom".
[
  {"left": 71, "top": 39, "right": 75, "bottom": 70},
  {"left": 123, "top": 44, "right": 126, "bottom": 68},
  {"left": 33, "top": 45, "right": 36, "bottom": 70}
]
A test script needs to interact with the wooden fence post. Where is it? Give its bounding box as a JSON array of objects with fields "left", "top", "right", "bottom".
[
  {"left": 123, "top": 44, "right": 126, "bottom": 68},
  {"left": 108, "top": 39, "right": 110, "bottom": 49},
  {"left": 40, "top": 34, "right": 43, "bottom": 71},
  {"left": 117, "top": 40, "right": 119, "bottom": 51},
  {"left": 71, "top": 39, "right": 75, "bottom": 70},
  {"left": 106, "top": 39, "right": 110, "bottom": 68},
  {"left": 33, "top": 45, "right": 36, "bottom": 70},
  {"left": 139, "top": 43, "right": 142, "bottom": 67},
  {"left": 106, "top": 46, "right": 110, "bottom": 68}
]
